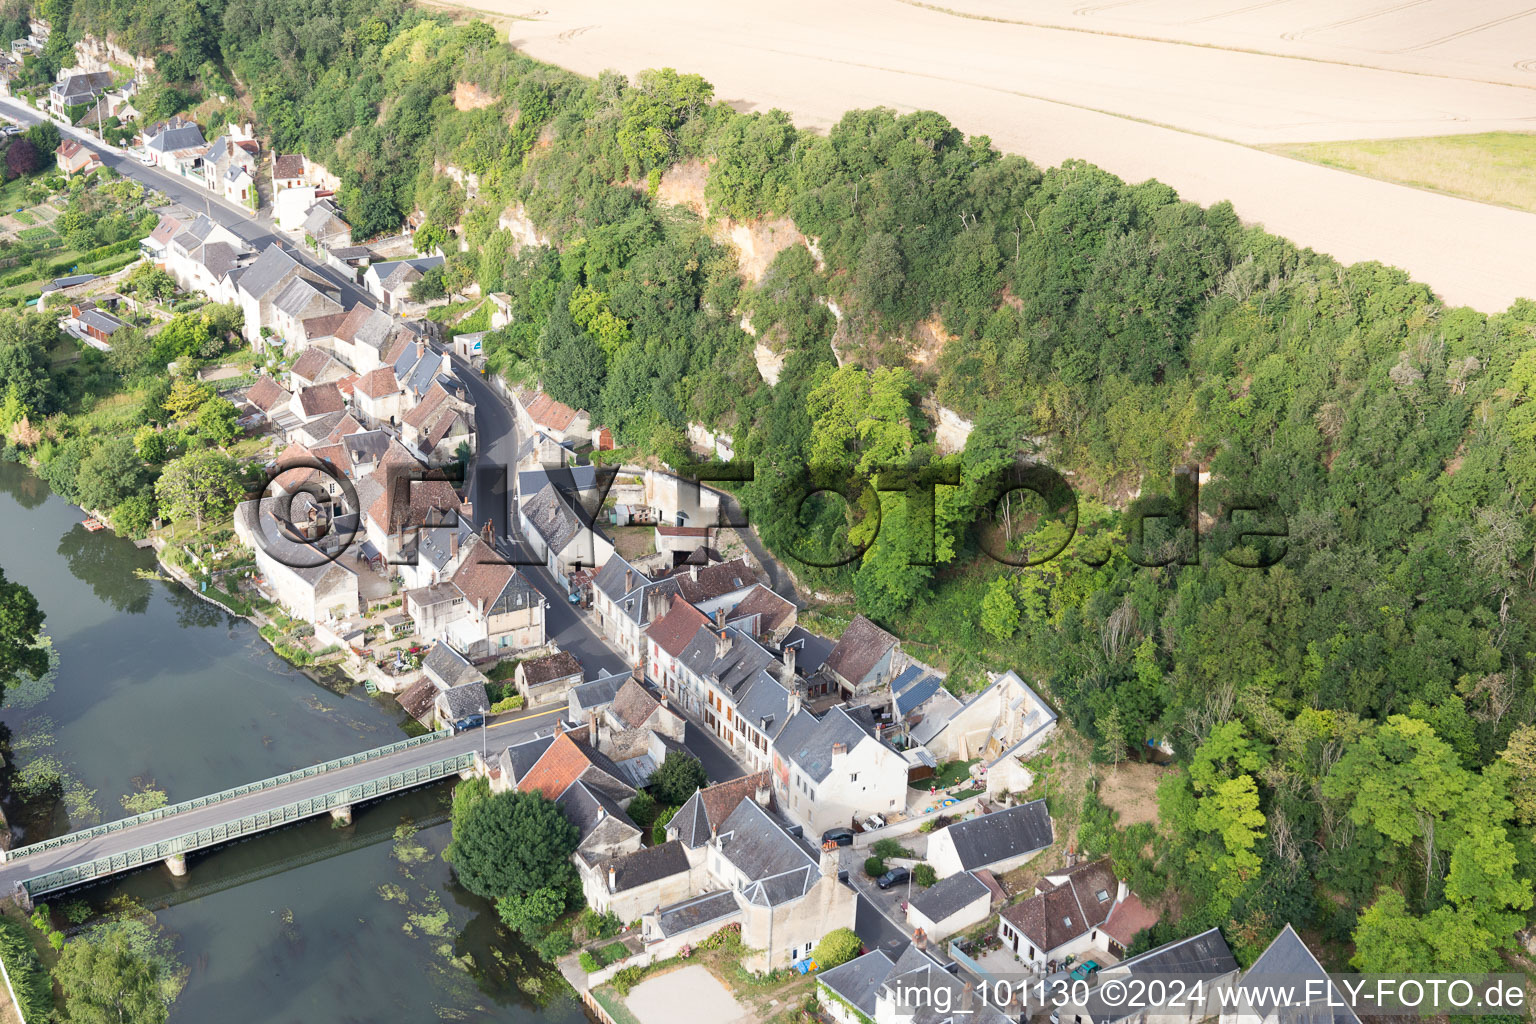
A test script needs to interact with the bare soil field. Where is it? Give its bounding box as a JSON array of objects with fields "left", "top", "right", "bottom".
[
  {"left": 1099, "top": 761, "right": 1176, "bottom": 828},
  {"left": 446, "top": 0, "right": 1536, "bottom": 313}
]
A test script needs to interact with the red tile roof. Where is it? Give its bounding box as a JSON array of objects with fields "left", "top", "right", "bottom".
[
  {"left": 297, "top": 383, "right": 345, "bottom": 418},
  {"left": 355, "top": 366, "right": 399, "bottom": 399},
  {"left": 647, "top": 595, "right": 709, "bottom": 658},
  {"left": 518, "top": 731, "right": 594, "bottom": 800},
  {"left": 1100, "top": 891, "right": 1158, "bottom": 948}
]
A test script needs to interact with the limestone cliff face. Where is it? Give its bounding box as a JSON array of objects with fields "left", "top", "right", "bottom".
[{"left": 73, "top": 34, "right": 155, "bottom": 78}]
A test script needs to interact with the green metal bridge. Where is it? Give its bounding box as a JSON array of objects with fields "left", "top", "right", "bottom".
[{"left": 0, "top": 727, "right": 489, "bottom": 901}]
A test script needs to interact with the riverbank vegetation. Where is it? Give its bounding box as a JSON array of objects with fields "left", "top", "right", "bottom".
[{"left": 4, "top": 0, "right": 1534, "bottom": 976}]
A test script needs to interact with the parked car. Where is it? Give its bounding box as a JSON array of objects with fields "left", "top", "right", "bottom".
[
  {"left": 1069, "top": 960, "right": 1101, "bottom": 982},
  {"left": 876, "top": 866, "right": 910, "bottom": 890},
  {"left": 862, "top": 814, "right": 887, "bottom": 831},
  {"left": 821, "top": 827, "right": 855, "bottom": 847}
]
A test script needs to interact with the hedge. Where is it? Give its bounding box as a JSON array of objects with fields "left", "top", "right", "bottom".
[{"left": 0, "top": 917, "right": 54, "bottom": 1019}]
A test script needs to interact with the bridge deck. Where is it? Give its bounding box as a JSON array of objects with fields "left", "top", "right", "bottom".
[{"left": 0, "top": 712, "right": 547, "bottom": 898}]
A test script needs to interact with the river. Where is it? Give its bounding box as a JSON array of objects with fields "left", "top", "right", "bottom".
[{"left": 0, "top": 462, "right": 583, "bottom": 1023}]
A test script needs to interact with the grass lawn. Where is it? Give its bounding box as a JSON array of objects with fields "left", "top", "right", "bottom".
[
  {"left": 597, "top": 941, "right": 629, "bottom": 966},
  {"left": 911, "top": 757, "right": 980, "bottom": 790},
  {"left": 1269, "top": 132, "right": 1536, "bottom": 213},
  {"left": 592, "top": 987, "right": 643, "bottom": 1024}
]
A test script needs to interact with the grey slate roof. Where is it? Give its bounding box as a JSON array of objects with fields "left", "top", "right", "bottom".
[
  {"left": 1082, "top": 928, "right": 1238, "bottom": 1024},
  {"left": 556, "top": 777, "right": 636, "bottom": 839},
  {"left": 239, "top": 243, "right": 303, "bottom": 301},
  {"left": 818, "top": 950, "right": 895, "bottom": 1017},
  {"left": 880, "top": 946, "right": 1013, "bottom": 1024},
  {"left": 653, "top": 890, "right": 742, "bottom": 938},
  {"left": 569, "top": 673, "right": 629, "bottom": 713},
  {"left": 773, "top": 704, "right": 878, "bottom": 783},
  {"left": 422, "top": 642, "right": 481, "bottom": 688},
  {"left": 677, "top": 624, "right": 776, "bottom": 697},
  {"left": 438, "top": 681, "right": 489, "bottom": 720},
  {"left": 592, "top": 554, "right": 650, "bottom": 602},
  {"left": 1234, "top": 924, "right": 1359, "bottom": 1024},
  {"left": 781, "top": 627, "right": 835, "bottom": 676},
  {"left": 602, "top": 840, "right": 690, "bottom": 892},
  {"left": 908, "top": 870, "right": 989, "bottom": 923},
  {"left": 938, "top": 799, "right": 1053, "bottom": 872},
  {"left": 522, "top": 483, "right": 581, "bottom": 552},
  {"left": 146, "top": 122, "right": 206, "bottom": 153},
  {"left": 717, "top": 798, "right": 819, "bottom": 906}
]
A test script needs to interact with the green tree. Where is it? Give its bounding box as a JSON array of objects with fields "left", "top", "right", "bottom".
[
  {"left": 154, "top": 450, "right": 242, "bottom": 529},
  {"left": 163, "top": 379, "right": 212, "bottom": 421},
  {"left": 811, "top": 927, "right": 862, "bottom": 969},
  {"left": 648, "top": 750, "right": 708, "bottom": 806},
  {"left": 0, "top": 565, "right": 46, "bottom": 702},
  {"left": 52, "top": 920, "right": 183, "bottom": 1024},
  {"left": 495, "top": 885, "right": 568, "bottom": 940},
  {"left": 76, "top": 436, "right": 145, "bottom": 512},
  {"left": 1496, "top": 725, "right": 1536, "bottom": 826},
  {"left": 980, "top": 575, "right": 1019, "bottom": 640},
  {"left": 194, "top": 396, "right": 239, "bottom": 447},
  {"left": 445, "top": 788, "right": 579, "bottom": 901},
  {"left": 1097, "top": 705, "right": 1128, "bottom": 768}
]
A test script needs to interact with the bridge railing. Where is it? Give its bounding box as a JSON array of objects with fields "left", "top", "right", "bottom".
[
  {"left": 20, "top": 750, "right": 476, "bottom": 897},
  {"left": 3, "top": 729, "right": 454, "bottom": 864}
]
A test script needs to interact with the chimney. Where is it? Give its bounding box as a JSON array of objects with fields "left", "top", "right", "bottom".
[
  {"left": 831, "top": 741, "right": 847, "bottom": 757},
  {"left": 913, "top": 927, "right": 928, "bottom": 951},
  {"left": 755, "top": 781, "right": 771, "bottom": 807},
  {"left": 625, "top": 569, "right": 634, "bottom": 593},
  {"left": 715, "top": 630, "right": 730, "bottom": 661},
  {"left": 449, "top": 530, "right": 459, "bottom": 558},
  {"left": 690, "top": 563, "right": 699, "bottom": 583},
  {"left": 713, "top": 606, "right": 726, "bottom": 628},
  {"left": 710, "top": 823, "right": 719, "bottom": 847},
  {"left": 416, "top": 341, "right": 425, "bottom": 360},
  {"left": 783, "top": 644, "right": 796, "bottom": 681},
  {"left": 1117, "top": 879, "right": 1128, "bottom": 904},
  {"left": 647, "top": 587, "right": 666, "bottom": 623},
  {"left": 607, "top": 865, "right": 616, "bottom": 893},
  {"left": 477, "top": 596, "right": 485, "bottom": 619},
  {"left": 961, "top": 981, "right": 974, "bottom": 1013},
  {"left": 787, "top": 686, "right": 801, "bottom": 718}
]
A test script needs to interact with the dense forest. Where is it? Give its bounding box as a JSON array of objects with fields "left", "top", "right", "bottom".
[{"left": 8, "top": 0, "right": 1536, "bottom": 973}]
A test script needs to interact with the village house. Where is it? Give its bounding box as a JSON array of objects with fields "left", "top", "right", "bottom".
[
  {"left": 54, "top": 138, "right": 99, "bottom": 177},
  {"left": 997, "top": 859, "right": 1156, "bottom": 970},
  {"left": 511, "top": 386, "right": 591, "bottom": 446},
  {"left": 640, "top": 776, "right": 857, "bottom": 971},
  {"left": 1067, "top": 928, "right": 1239, "bottom": 1024},
  {"left": 404, "top": 533, "right": 547, "bottom": 660},
  {"left": 199, "top": 127, "right": 259, "bottom": 199},
  {"left": 48, "top": 69, "right": 111, "bottom": 120},
  {"left": 519, "top": 479, "right": 614, "bottom": 581},
  {"left": 1220, "top": 925, "right": 1358, "bottom": 1024},
  {"left": 400, "top": 379, "right": 476, "bottom": 466},
  {"left": 302, "top": 197, "right": 352, "bottom": 249},
  {"left": 303, "top": 304, "right": 413, "bottom": 376},
  {"left": 591, "top": 678, "right": 687, "bottom": 782},
  {"left": 289, "top": 346, "right": 349, "bottom": 390},
  {"left": 821, "top": 614, "right": 902, "bottom": 698},
  {"left": 925, "top": 799, "right": 1054, "bottom": 878},
  {"left": 771, "top": 703, "right": 909, "bottom": 836},
  {"left": 904, "top": 870, "right": 991, "bottom": 939},
  {"left": 358, "top": 459, "right": 466, "bottom": 566},
  {"left": 142, "top": 117, "right": 208, "bottom": 177},
  {"left": 395, "top": 643, "right": 491, "bottom": 732},
  {"left": 236, "top": 242, "right": 343, "bottom": 349},
  {"left": 516, "top": 649, "right": 584, "bottom": 705},
  {"left": 65, "top": 301, "right": 125, "bottom": 348},
  {"left": 233, "top": 493, "right": 360, "bottom": 625},
  {"left": 917, "top": 670, "right": 1058, "bottom": 795},
  {"left": 724, "top": 583, "right": 797, "bottom": 645},
  {"left": 271, "top": 153, "right": 308, "bottom": 190},
  {"left": 364, "top": 255, "right": 445, "bottom": 312},
  {"left": 159, "top": 212, "right": 253, "bottom": 305},
  {"left": 566, "top": 671, "right": 633, "bottom": 727},
  {"left": 820, "top": 944, "right": 1013, "bottom": 1024}
]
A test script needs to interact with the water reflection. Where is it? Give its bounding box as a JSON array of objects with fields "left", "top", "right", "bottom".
[{"left": 56, "top": 525, "right": 153, "bottom": 615}]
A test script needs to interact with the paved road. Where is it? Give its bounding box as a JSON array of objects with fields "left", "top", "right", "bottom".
[
  {"left": 0, "top": 704, "right": 565, "bottom": 895},
  {"left": 452, "top": 360, "right": 631, "bottom": 679}
]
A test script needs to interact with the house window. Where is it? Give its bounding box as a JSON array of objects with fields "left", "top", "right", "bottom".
[
  {"left": 1095, "top": 889, "right": 1110, "bottom": 903},
  {"left": 849, "top": 773, "right": 858, "bottom": 782}
]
